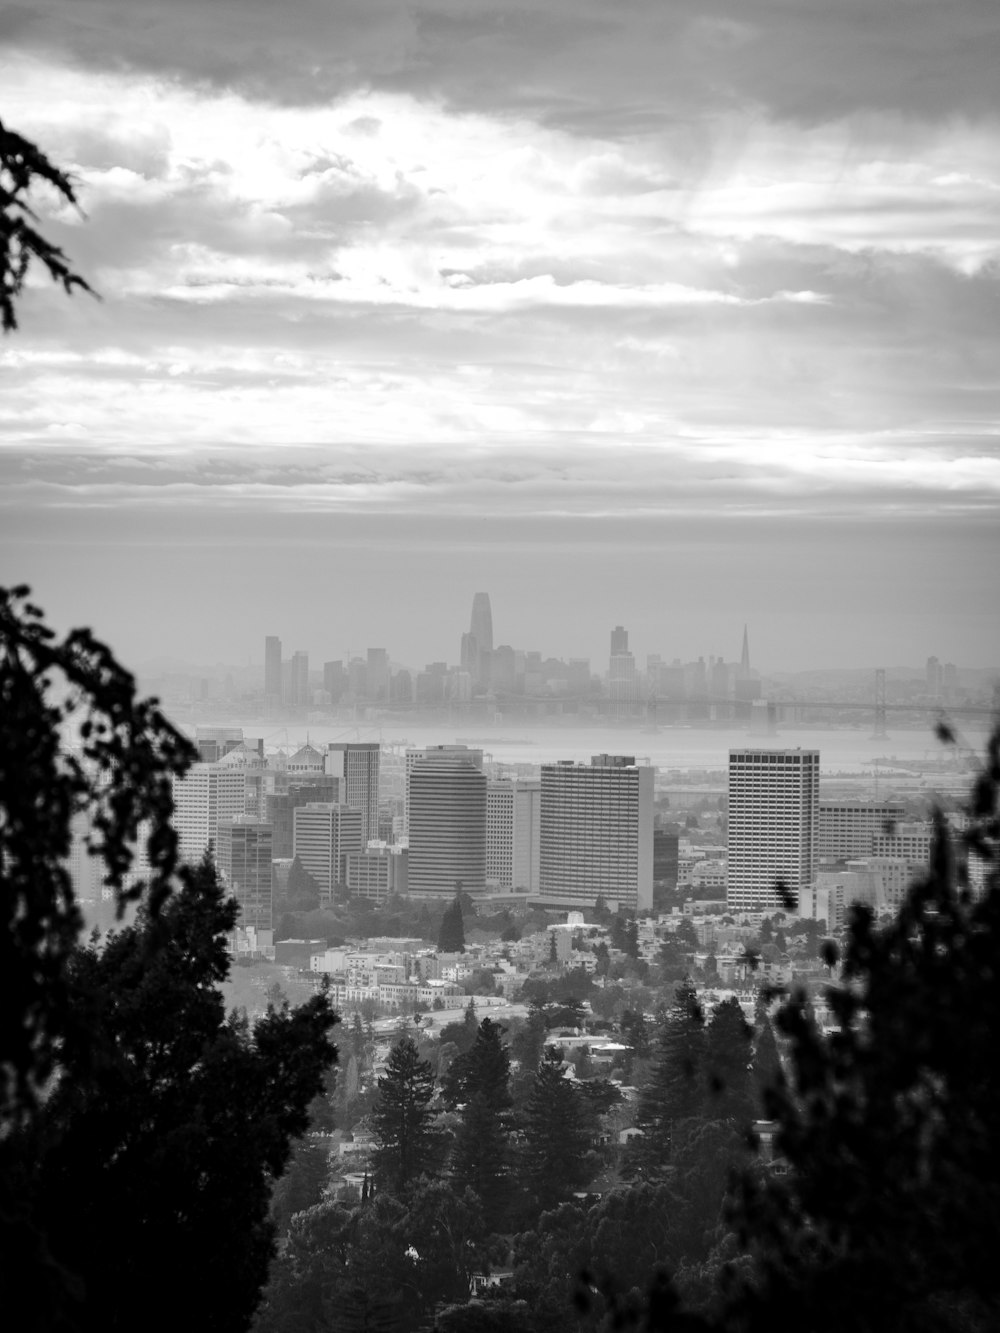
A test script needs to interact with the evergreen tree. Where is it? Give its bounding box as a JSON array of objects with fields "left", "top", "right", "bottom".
[
  {"left": 438, "top": 895, "right": 466, "bottom": 953},
  {"left": 521, "top": 1057, "right": 594, "bottom": 1212},
  {"left": 0, "top": 121, "right": 95, "bottom": 331},
  {"left": 285, "top": 854, "right": 320, "bottom": 913},
  {"left": 441, "top": 1018, "right": 512, "bottom": 1110},
  {"left": 631, "top": 980, "right": 705, "bottom": 1174},
  {"left": 703, "top": 997, "right": 754, "bottom": 1125},
  {"left": 5, "top": 855, "right": 338, "bottom": 1333},
  {"left": 452, "top": 1092, "right": 512, "bottom": 1234},
  {"left": 372, "top": 1035, "right": 439, "bottom": 1196}
]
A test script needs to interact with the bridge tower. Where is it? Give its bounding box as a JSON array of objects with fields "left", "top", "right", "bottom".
[{"left": 871, "top": 668, "right": 889, "bottom": 740}]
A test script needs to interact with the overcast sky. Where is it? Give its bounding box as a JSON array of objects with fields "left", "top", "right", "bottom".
[{"left": 2, "top": 1, "right": 998, "bottom": 672}]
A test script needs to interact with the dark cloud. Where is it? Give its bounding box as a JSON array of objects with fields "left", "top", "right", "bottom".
[{"left": 7, "top": 0, "right": 1000, "bottom": 134}]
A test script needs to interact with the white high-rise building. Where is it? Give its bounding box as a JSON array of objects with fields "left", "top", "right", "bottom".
[
  {"left": 538, "top": 754, "right": 654, "bottom": 912},
  {"left": 407, "top": 746, "right": 486, "bottom": 897},
  {"left": 818, "top": 802, "right": 904, "bottom": 862},
  {"left": 326, "top": 742, "right": 381, "bottom": 847},
  {"left": 405, "top": 745, "right": 483, "bottom": 834},
  {"left": 726, "top": 748, "right": 819, "bottom": 911},
  {"left": 171, "top": 763, "right": 246, "bottom": 865},
  {"left": 292, "top": 802, "right": 364, "bottom": 908},
  {"left": 487, "top": 777, "right": 541, "bottom": 892}
]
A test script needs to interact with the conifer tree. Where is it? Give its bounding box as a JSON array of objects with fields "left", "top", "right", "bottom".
[
  {"left": 704, "top": 997, "right": 754, "bottom": 1125},
  {"left": 372, "top": 1034, "right": 438, "bottom": 1196},
  {"left": 631, "top": 980, "right": 705, "bottom": 1174},
  {"left": 441, "top": 1017, "right": 512, "bottom": 1110},
  {"left": 521, "top": 1057, "right": 594, "bottom": 1212},
  {"left": 438, "top": 895, "right": 466, "bottom": 953}
]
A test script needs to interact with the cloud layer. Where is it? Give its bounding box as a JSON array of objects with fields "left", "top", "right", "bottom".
[{"left": 2, "top": 2, "right": 999, "bottom": 664}]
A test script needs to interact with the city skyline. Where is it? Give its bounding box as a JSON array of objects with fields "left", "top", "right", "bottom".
[{"left": 2, "top": 3, "right": 999, "bottom": 673}]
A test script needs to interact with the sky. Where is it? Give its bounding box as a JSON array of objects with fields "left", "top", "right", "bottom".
[{"left": 1, "top": 0, "right": 998, "bottom": 672}]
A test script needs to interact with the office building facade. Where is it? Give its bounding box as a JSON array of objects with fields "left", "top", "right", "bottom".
[
  {"left": 292, "top": 803, "right": 364, "bottom": 908},
  {"left": 726, "top": 748, "right": 819, "bottom": 911},
  {"left": 818, "top": 802, "right": 904, "bottom": 862},
  {"left": 326, "top": 742, "right": 380, "bottom": 846},
  {"left": 171, "top": 763, "right": 246, "bottom": 865},
  {"left": 407, "top": 746, "right": 487, "bottom": 897},
  {"left": 538, "top": 754, "right": 654, "bottom": 912},
  {"left": 216, "top": 820, "right": 274, "bottom": 931}
]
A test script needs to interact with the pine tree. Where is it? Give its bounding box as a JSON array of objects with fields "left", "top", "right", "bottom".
[
  {"left": 521, "top": 1057, "right": 594, "bottom": 1212},
  {"left": 372, "top": 1034, "right": 438, "bottom": 1195},
  {"left": 438, "top": 895, "right": 466, "bottom": 953},
  {"left": 752, "top": 1012, "right": 783, "bottom": 1116},
  {"left": 441, "top": 1018, "right": 512, "bottom": 1110},
  {"left": 631, "top": 980, "right": 705, "bottom": 1174},
  {"left": 704, "top": 997, "right": 754, "bottom": 1125},
  {"left": 451, "top": 1093, "right": 512, "bottom": 1234}
]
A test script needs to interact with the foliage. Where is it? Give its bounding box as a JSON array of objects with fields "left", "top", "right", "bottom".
[
  {"left": 5, "top": 855, "right": 338, "bottom": 1333},
  {"left": 438, "top": 895, "right": 467, "bottom": 953},
  {"left": 373, "top": 1035, "right": 440, "bottom": 1196},
  {"left": 630, "top": 980, "right": 705, "bottom": 1175},
  {"left": 520, "top": 1058, "right": 596, "bottom": 1214},
  {"left": 0, "top": 583, "right": 196, "bottom": 1123},
  {"left": 0, "top": 121, "right": 95, "bottom": 331},
  {"left": 441, "top": 1019, "right": 512, "bottom": 1111}
]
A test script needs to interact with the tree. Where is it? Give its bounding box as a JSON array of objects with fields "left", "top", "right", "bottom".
[
  {"left": 1, "top": 120, "right": 95, "bottom": 331},
  {"left": 5, "top": 855, "right": 338, "bottom": 1333},
  {"left": 441, "top": 1018, "right": 512, "bottom": 1111},
  {"left": 285, "top": 854, "right": 320, "bottom": 913},
  {"left": 0, "top": 584, "right": 195, "bottom": 1125},
  {"left": 520, "top": 1057, "right": 595, "bottom": 1212},
  {"left": 438, "top": 895, "right": 466, "bottom": 953},
  {"left": 372, "top": 1035, "right": 439, "bottom": 1196},
  {"left": 703, "top": 997, "right": 754, "bottom": 1126},
  {"left": 630, "top": 980, "right": 705, "bottom": 1174}
]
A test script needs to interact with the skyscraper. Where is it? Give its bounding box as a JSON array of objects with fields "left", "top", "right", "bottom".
[
  {"left": 463, "top": 592, "right": 494, "bottom": 691},
  {"left": 216, "top": 820, "right": 274, "bottom": 932},
  {"left": 609, "top": 626, "right": 639, "bottom": 719},
  {"left": 290, "top": 650, "right": 309, "bottom": 708},
  {"left": 366, "top": 648, "right": 389, "bottom": 701},
  {"left": 726, "top": 748, "right": 820, "bottom": 911},
  {"left": 407, "top": 746, "right": 486, "bottom": 897},
  {"left": 264, "top": 636, "right": 282, "bottom": 711},
  {"left": 538, "top": 754, "right": 653, "bottom": 912},
  {"left": 292, "top": 802, "right": 363, "bottom": 908},
  {"left": 171, "top": 763, "right": 247, "bottom": 865},
  {"left": 326, "top": 742, "right": 380, "bottom": 847}
]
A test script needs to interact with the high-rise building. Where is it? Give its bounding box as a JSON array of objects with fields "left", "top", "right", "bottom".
[
  {"left": 538, "top": 754, "right": 654, "bottom": 912},
  {"left": 171, "top": 763, "right": 247, "bottom": 865},
  {"left": 726, "top": 748, "right": 819, "bottom": 911},
  {"left": 818, "top": 803, "right": 904, "bottom": 862},
  {"left": 292, "top": 802, "right": 364, "bottom": 908},
  {"left": 512, "top": 778, "right": 541, "bottom": 892},
  {"left": 267, "top": 777, "right": 342, "bottom": 859},
  {"left": 609, "top": 626, "right": 639, "bottom": 719},
  {"left": 323, "top": 660, "right": 346, "bottom": 703},
  {"left": 265, "top": 636, "right": 282, "bottom": 712},
  {"left": 367, "top": 648, "right": 389, "bottom": 701},
  {"left": 407, "top": 746, "right": 486, "bottom": 897},
  {"left": 326, "top": 742, "right": 380, "bottom": 847},
  {"left": 290, "top": 650, "right": 310, "bottom": 708},
  {"left": 486, "top": 781, "right": 514, "bottom": 889},
  {"left": 216, "top": 820, "right": 274, "bottom": 932},
  {"left": 463, "top": 592, "right": 494, "bottom": 691}
]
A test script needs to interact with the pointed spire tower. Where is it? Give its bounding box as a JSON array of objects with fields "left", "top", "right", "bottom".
[{"left": 740, "top": 624, "right": 751, "bottom": 677}]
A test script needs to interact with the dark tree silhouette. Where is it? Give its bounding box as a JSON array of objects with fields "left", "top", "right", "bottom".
[
  {"left": 438, "top": 894, "right": 466, "bottom": 953},
  {"left": 5, "top": 854, "right": 338, "bottom": 1333},
  {"left": 1, "top": 121, "right": 95, "bottom": 331},
  {"left": 373, "top": 1035, "right": 439, "bottom": 1195}
]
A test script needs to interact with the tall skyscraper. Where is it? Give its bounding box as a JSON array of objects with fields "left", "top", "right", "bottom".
[
  {"left": 326, "top": 742, "right": 380, "bottom": 847},
  {"left": 609, "top": 626, "right": 639, "bottom": 719},
  {"left": 290, "top": 650, "right": 309, "bottom": 708},
  {"left": 726, "top": 748, "right": 820, "bottom": 911},
  {"left": 740, "top": 624, "right": 751, "bottom": 676},
  {"left": 367, "top": 648, "right": 389, "bottom": 701},
  {"left": 818, "top": 802, "right": 904, "bottom": 862},
  {"left": 264, "top": 636, "right": 282, "bottom": 711},
  {"left": 538, "top": 754, "right": 654, "bottom": 912},
  {"left": 407, "top": 746, "right": 486, "bottom": 897},
  {"left": 463, "top": 592, "right": 494, "bottom": 691},
  {"left": 292, "top": 803, "right": 363, "bottom": 908},
  {"left": 171, "top": 763, "right": 247, "bottom": 865},
  {"left": 267, "top": 777, "right": 342, "bottom": 859},
  {"left": 216, "top": 820, "right": 274, "bottom": 932}
]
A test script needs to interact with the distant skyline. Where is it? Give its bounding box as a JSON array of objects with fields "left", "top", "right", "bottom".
[{"left": 2, "top": 3, "right": 998, "bottom": 671}]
